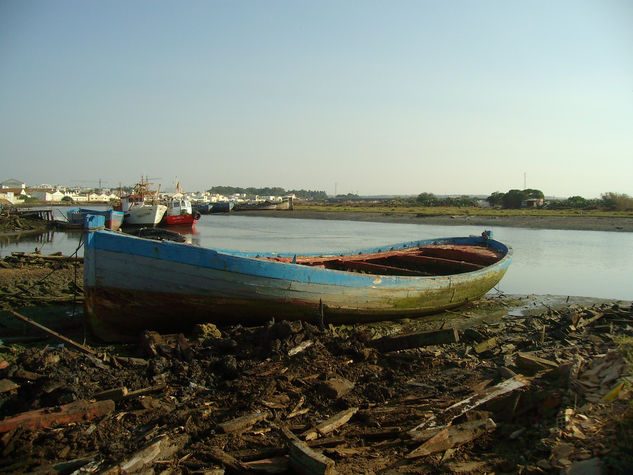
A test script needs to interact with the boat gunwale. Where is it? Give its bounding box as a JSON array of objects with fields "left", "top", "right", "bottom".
[{"left": 85, "top": 230, "right": 512, "bottom": 287}]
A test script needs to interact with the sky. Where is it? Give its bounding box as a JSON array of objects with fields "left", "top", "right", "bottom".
[{"left": 1, "top": 1, "right": 632, "bottom": 198}]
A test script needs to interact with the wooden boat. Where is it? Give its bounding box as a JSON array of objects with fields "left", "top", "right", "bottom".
[
  {"left": 210, "top": 201, "right": 234, "bottom": 213},
  {"left": 84, "top": 230, "right": 512, "bottom": 341},
  {"left": 70, "top": 208, "right": 124, "bottom": 231},
  {"left": 57, "top": 210, "right": 106, "bottom": 231},
  {"left": 161, "top": 198, "right": 200, "bottom": 226},
  {"left": 192, "top": 203, "right": 213, "bottom": 214}
]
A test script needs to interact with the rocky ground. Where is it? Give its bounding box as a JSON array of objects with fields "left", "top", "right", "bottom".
[{"left": 0, "top": 254, "right": 632, "bottom": 474}]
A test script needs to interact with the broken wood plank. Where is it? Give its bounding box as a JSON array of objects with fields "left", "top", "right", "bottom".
[
  {"left": 473, "top": 337, "right": 498, "bottom": 354},
  {"left": 516, "top": 352, "right": 559, "bottom": 375},
  {"left": 121, "top": 383, "right": 167, "bottom": 400},
  {"left": 219, "top": 410, "right": 270, "bottom": 434},
  {"left": 204, "top": 447, "right": 251, "bottom": 472},
  {"left": 0, "top": 399, "right": 115, "bottom": 433},
  {"left": 100, "top": 434, "right": 190, "bottom": 474},
  {"left": 7, "top": 309, "right": 97, "bottom": 356},
  {"left": 281, "top": 426, "right": 336, "bottom": 475},
  {"left": 409, "top": 375, "right": 529, "bottom": 433},
  {"left": 303, "top": 407, "right": 358, "bottom": 441},
  {"left": 289, "top": 340, "right": 313, "bottom": 356},
  {"left": 407, "top": 418, "right": 497, "bottom": 458},
  {"left": 370, "top": 328, "right": 460, "bottom": 352},
  {"left": 94, "top": 387, "right": 129, "bottom": 402},
  {"left": 245, "top": 456, "right": 289, "bottom": 473},
  {"left": 576, "top": 311, "right": 605, "bottom": 329},
  {"left": 0, "top": 379, "right": 19, "bottom": 394}
]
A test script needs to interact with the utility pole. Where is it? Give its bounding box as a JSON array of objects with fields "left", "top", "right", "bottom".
[{"left": 523, "top": 172, "right": 526, "bottom": 189}]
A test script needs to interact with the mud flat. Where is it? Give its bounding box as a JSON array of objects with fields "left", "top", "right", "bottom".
[{"left": 236, "top": 209, "right": 633, "bottom": 232}]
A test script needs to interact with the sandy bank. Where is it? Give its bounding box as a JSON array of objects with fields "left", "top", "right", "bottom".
[{"left": 234, "top": 209, "right": 633, "bottom": 232}]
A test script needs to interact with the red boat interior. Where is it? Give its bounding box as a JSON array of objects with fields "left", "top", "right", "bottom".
[{"left": 262, "top": 245, "right": 505, "bottom": 276}]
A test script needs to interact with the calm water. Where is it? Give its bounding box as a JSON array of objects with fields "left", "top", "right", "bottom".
[{"left": 2, "top": 209, "right": 632, "bottom": 300}]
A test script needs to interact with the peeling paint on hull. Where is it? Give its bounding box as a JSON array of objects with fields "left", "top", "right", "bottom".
[{"left": 84, "top": 231, "right": 512, "bottom": 341}]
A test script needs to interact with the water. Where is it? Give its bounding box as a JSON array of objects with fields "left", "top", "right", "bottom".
[{"left": 2, "top": 210, "right": 632, "bottom": 300}]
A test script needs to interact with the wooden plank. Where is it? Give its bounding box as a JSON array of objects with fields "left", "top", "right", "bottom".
[
  {"left": 94, "top": 387, "right": 128, "bottom": 402},
  {"left": 0, "top": 379, "right": 19, "bottom": 394},
  {"left": 204, "top": 447, "right": 251, "bottom": 472},
  {"left": 516, "top": 352, "right": 559, "bottom": 375},
  {"left": 219, "top": 410, "right": 269, "bottom": 434},
  {"left": 474, "top": 337, "right": 498, "bottom": 354},
  {"left": 417, "top": 245, "right": 501, "bottom": 265},
  {"left": 409, "top": 375, "right": 529, "bottom": 433},
  {"left": 303, "top": 407, "right": 358, "bottom": 441},
  {"left": 100, "top": 434, "right": 190, "bottom": 474},
  {"left": 331, "top": 259, "right": 430, "bottom": 276},
  {"left": 407, "top": 418, "right": 497, "bottom": 459},
  {"left": 7, "top": 309, "right": 96, "bottom": 356},
  {"left": 390, "top": 254, "right": 485, "bottom": 272},
  {"left": 0, "top": 400, "right": 115, "bottom": 433},
  {"left": 371, "top": 328, "right": 459, "bottom": 352},
  {"left": 281, "top": 427, "right": 336, "bottom": 475}
]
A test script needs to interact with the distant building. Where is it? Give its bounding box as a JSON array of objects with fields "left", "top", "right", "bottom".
[
  {"left": 1, "top": 179, "right": 26, "bottom": 191},
  {"left": 521, "top": 198, "right": 544, "bottom": 208}
]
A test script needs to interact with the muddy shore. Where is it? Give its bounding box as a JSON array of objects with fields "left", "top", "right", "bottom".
[
  {"left": 235, "top": 209, "right": 633, "bottom": 232},
  {"left": 1, "top": 247, "right": 632, "bottom": 473}
]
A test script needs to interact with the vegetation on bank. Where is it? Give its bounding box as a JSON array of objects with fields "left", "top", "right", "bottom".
[{"left": 294, "top": 202, "right": 633, "bottom": 219}]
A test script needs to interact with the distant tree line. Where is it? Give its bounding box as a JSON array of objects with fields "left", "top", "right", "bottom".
[
  {"left": 486, "top": 189, "right": 544, "bottom": 209},
  {"left": 207, "top": 186, "right": 328, "bottom": 200},
  {"left": 383, "top": 189, "right": 633, "bottom": 211},
  {"left": 547, "top": 192, "right": 633, "bottom": 211}
]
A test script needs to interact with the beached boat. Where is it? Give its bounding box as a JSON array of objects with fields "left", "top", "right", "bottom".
[
  {"left": 161, "top": 198, "right": 200, "bottom": 226},
  {"left": 84, "top": 230, "right": 512, "bottom": 341},
  {"left": 120, "top": 181, "right": 167, "bottom": 226}
]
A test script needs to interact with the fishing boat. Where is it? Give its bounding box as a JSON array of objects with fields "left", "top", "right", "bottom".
[
  {"left": 161, "top": 198, "right": 201, "bottom": 226},
  {"left": 119, "top": 180, "right": 167, "bottom": 226},
  {"left": 84, "top": 230, "right": 512, "bottom": 341}
]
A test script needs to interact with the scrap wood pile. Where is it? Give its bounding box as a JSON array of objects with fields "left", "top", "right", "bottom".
[{"left": 0, "top": 302, "right": 632, "bottom": 474}]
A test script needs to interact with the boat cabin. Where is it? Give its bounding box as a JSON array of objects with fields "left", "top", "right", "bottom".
[{"left": 166, "top": 199, "right": 193, "bottom": 216}]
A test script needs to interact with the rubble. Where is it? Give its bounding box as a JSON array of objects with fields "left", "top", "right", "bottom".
[{"left": 0, "top": 265, "right": 632, "bottom": 473}]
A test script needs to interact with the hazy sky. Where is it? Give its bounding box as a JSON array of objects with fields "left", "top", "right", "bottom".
[{"left": 1, "top": 1, "right": 632, "bottom": 197}]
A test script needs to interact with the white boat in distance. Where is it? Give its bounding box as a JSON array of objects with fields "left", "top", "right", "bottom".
[{"left": 120, "top": 180, "right": 167, "bottom": 226}]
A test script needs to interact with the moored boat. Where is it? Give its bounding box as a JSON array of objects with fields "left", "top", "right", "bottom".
[
  {"left": 84, "top": 230, "right": 512, "bottom": 341},
  {"left": 120, "top": 181, "right": 167, "bottom": 226},
  {"left": 71, "top": 208, "right": 124, "bottom": 231},
  {"left": 161, "top": 198, "right": 200, "bottom": 226},
  {"left": 211, "top": 201, "right": 234, "bottom": 213},
  {"left": 60, "top": 210, "right": 106, "bottom": 231}
]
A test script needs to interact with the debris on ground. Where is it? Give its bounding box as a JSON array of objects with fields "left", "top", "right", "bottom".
[{"left": 1, "top": 285, "right": 632, "bottom": 474}]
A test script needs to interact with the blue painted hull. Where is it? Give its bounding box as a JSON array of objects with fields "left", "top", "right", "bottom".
[
  {"left": 84, "top": 230, "right": 512, "bottom": 341},
  {"left": 69, "top": 208, "right": 124, "bottom": 231}
]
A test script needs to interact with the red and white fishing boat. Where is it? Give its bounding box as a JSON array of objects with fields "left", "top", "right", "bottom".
[{"left": 161, "top": 197, "right": 201, "bottom": 226}]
